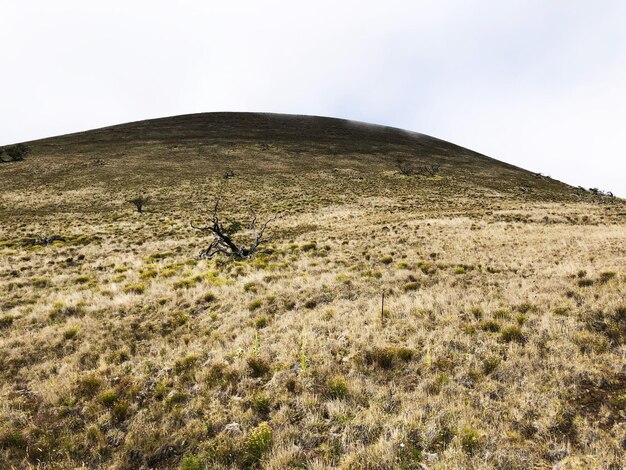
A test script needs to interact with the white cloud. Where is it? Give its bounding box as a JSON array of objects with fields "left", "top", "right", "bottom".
[{"left": 1, "top": 0, "right": 625, "bottom": 195}]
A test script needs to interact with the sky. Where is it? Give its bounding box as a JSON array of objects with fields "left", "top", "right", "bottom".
[{"left": 2, "top": 1, "right": 625, "bottom": 196}]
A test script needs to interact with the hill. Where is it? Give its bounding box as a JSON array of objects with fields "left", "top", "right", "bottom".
[
  {"left": 0, "top": 112, "right": 594, "bottom": 218},
  {"left": 0, "top": 113, "right": 624, "bottom": 469}
]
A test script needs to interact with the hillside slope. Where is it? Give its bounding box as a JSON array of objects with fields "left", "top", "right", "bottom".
[
  {"left": 0, "top": 113, "right": 589, "bottom": 218},
  {"left": 0, "top": 114, "right": 624, "bottom": 470}
]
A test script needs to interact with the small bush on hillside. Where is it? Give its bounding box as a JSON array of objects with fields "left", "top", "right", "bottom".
[
  {"left": 480, "top": 320, "right": 501, "bottom": 333},
  {"left": 326, "top": 376, "right": 349, "bottom": 399},
  {"left": 98, "top": 390, "right": 119, "bottom": 407},
  {"left": 180, "top": 455, "right": 204, "bottom": 470},
  {"left": 0, "top": 315, "right": 15, "bottom": 329},
  {"left": 243, "top": 422, "right": 273, "bottom": 467},
  {"left": 63, "top": 326, "right": 80, "bottom": 340},
  {"left": 129, "top": 195, "right": 150, "bottom": 213},
  {"left": 482, "top": 356, "right": 501, "bottom": 375},
  {"left": 247, "top": 356, "right": 270, "bottom": 377},
  {"left": 254, "top": 315, "right": 268, "bottom": 329},
  {"left": 500, "top": 325, "right": 525, "bottom": 344},
  {"left": 174, "top": 354, "right": 199, "bottom": 374},
  {"left": 460, "top": 426, "right": 482, "bottom": 454},
  {"left": 0, "top": 143, "right": 30, "bottom": 162}
]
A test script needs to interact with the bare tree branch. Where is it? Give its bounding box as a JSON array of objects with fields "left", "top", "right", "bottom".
[
  {"left": 191, "top": 199, "right": 276, "bottom": 260},
  {"left": 395, "top": 158, "right": 414, "bottom": 176},
  {"left": 395, "top": 158, "right": 441, "bottom": 177},
  {"left": 416, "top": 164, "right": 441, "bottom": 177}
]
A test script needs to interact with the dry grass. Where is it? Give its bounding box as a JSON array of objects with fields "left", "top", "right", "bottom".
[{"left": 0, "top": 113, "right": 625, "bottom": 469}]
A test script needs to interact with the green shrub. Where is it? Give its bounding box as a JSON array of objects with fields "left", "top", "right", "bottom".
[
  {"left": 417, "top": 261, "right": 437, "bottom": 275},
  {"left": 76, "top": 374, "right": 104, "bottom": 397},
  {"left": 175, "top": 354, "right": 199, "bottom": 374},
  {"left": 139, "top": 269, "right": 158, "bottom": 280},
  {"left": 500, "top": 325, "right": 525, "bottom": 344},
  {"left": 75, "top": 275, "right": 90, "bottom": 284},
  {"left": 112, "top": 400, "right": 129, "bottom": 422},
  {"left": 470, "top": 307, "right": 483, "bottom": 319},
  {"left": 250, "top": 392, "right": 272, "bottom": 416},
  {"left": 98, "top": 390, "right": 119, "bottom": 407},
  {"left": 573, "top": 331, "right": 609, "bottom": 354},
  {"left": 166, "top": 390, "right": 189, "bottom": 407},
  {"left": 364, "top": 347, "right": 394, "bottom": 369},
  {"left": 247, "top": 356, "right": 270, "bottom": 377},
  {"left": 480, "top": 320, "right": 500, "bottom": 333},
  {"left": 248, "top": 299, "right": 263, "bottom": 311},
  {"left": 203, "top": 434, "right": 239, "bottom": 466},
  {"left": 403, "top": 281, "right": 420, "bottom": 292},
  {"left": 395, "top": 347, "right": 414, "bottom": 362},
  {"left": 514, "top": 302, "right": 535, "bottom": 314},
  {"left": 553, "top": 306, "right": 570, "bottom": 316},
  {"left": 460, "top": 426, "right": 482, "bottom": 454},
  {"left": 599, "top": 271, "right": 617, "bottom": 283},
  {"left": 49, "top": 303, "right": 85, "bottom": 321},
  {"left": 493, "top": 309, "right": 510, "bottom": 320},
  {"left": 180, "top": 455, "right": 205, "bottom": 470},
  {"left": 0, "top": 430, "right": 26, "bottom": 449},
  {"left": 381, "top": 256, "right": 393, "bottom": 265},
  {"left": 32, "top": 278, "right": 50, "bottom": 288},
  {"left": 243, "top": 422, "right": 273, "bottom": 466},
  {"left": 364, "top": 269, "right": 383, "bottom": 279},
  {"left": 147, "top": 251, "right": 174, "bottom": 261},
  {"left": 174, "top": 276, "right": 202, "bottom": 289},
  {"left": 326, "top": 376, "right": 349, "bottom": 399},
  {"left": 244, "top": 281, "right": 260, "bottom": 293},
  {"left": 63, "top": 326, "right": 80, "bottom": 340},
  {"left": 3, "top": 143, "right": 31, "bottom": 161},
  {"left": 124, "top": 283, "right": 145, "bottom": 294},
  {"left": 482, "top": 356, "right": 500, "bottom": 375},
  {"left": 0, "top": 315, "right": 15, "bottom": 329}
]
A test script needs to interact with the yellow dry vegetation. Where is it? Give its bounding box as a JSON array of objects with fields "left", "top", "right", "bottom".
[{"left": 0, "top": 113, "right": 624, "bottom": 469}]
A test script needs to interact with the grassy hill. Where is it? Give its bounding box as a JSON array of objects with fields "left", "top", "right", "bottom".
[
  {"left": 0, "top": 113, "right": 625, "bottom": 469},
  {"left": 0, "top": 112, "right": 591, "bottom": 218}
]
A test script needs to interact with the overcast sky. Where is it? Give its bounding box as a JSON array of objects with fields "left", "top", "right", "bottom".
[{"left": 2, "top": 1, "right": 625, "bottom": 195}]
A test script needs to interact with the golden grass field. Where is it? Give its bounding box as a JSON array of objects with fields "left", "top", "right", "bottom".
[{"left": 0, "top": 113, "right": 625, "bottom": 469}]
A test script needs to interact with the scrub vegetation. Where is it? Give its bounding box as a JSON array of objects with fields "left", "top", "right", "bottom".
[{"left": 0, "top": 113, "right": 624, "bottom": 469}]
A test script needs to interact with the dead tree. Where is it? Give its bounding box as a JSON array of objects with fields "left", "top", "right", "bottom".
[
  {"left": 191, "top": 200, "right": 275, "bottom": 260},
  {"left": 396, "top": 158, "right": 441, "bottom": 177},
  {"left": 395, "top": 158, "right": 414, "bottom": 176},
  {"left": 129, "top": 195, "right": 150, "bottom": 213},
  {"left": 21, "top": 234, "right": 66, "bottom": 247},
  {"left": 416, "top": 164, "right": 441, "bottom": 177}
]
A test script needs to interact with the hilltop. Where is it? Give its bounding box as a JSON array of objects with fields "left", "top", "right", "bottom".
[
  {"left": 0, "top": 114, "right": 624, "bottom": 469},
  {"left": 0, "top": 113, "right": 594, "bottom": 219}
]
